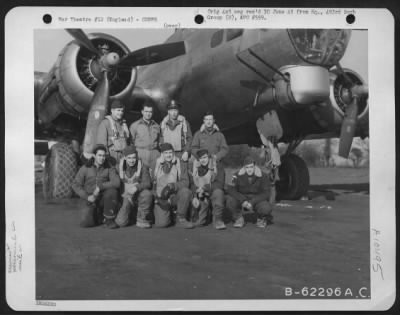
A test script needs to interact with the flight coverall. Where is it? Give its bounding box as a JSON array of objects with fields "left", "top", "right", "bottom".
[
  {"left": 191, "top": 124, "right": 229, "bottom": 162},
  {"left": 160, "top": 115, "right": 193, "bottom": 160},
  {"left": 115, "top": 158, "right": 153, "bottom": 227},
  {"left": 129, "top": 119, "right": 161, "bottom": 171},
  {"left": 226, "top": 166, "right": 273, "bottom": 222},
  {"left": 189, "top": 157, "right": 225, "bottom": 226},
  {"left": 152, "top": 156, "right": 191, "bottom": 227},
  {"left": 96, "top": 116, "right": 129, "bottom": 165},
  {"left": 72, "top": 159, "right": 121, "bottom": 227}
]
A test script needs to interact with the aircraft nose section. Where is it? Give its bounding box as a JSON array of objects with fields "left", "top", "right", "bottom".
[{"left": 287, "top": 29, "right": 352, "bottom": 66}]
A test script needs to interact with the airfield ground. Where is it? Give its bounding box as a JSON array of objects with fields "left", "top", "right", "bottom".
[{"left": 35, "top": 167, "right": 370, "bottom": 300}]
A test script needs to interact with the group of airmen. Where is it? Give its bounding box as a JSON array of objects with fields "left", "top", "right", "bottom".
[{"left": 71, "top": 99, "right": 274, "bottom": 230}]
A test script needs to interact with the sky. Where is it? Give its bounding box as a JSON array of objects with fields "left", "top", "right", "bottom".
[{"left": 34, "top": 28, "right": 368, "bottom": 82}]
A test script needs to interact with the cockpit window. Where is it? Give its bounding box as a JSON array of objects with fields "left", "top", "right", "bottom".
[
  {"left": 288, "top": 29, "right": 351, "bottom": 66},
  {"left": 226, "top": 29, "right": 243, "bottom": 41},
  {"left": 211, "top": 30, "right": 224, "bottom": 48}
]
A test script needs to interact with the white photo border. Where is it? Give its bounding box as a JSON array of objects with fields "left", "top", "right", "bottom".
[{"left": 5, "top": 6, "right": 396, "bottom": 311}]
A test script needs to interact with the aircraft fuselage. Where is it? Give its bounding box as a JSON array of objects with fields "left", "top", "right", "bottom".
[{"left": 135, "top": 29, "right": 351, "bottom": 145}]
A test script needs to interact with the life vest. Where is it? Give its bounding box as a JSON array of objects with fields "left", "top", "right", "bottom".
[
  {"left": 119, "top": 158, "right": 142, "bottom": 183},
  {"left": 160, "top": 115, "right": 188, "bottom": 151},
  {"left": 119, "top": 158, "right": 143, "bottom": 195},
  {"left": 192, "top": 156, "right": 217, "bottom": 188},
  {"left": 105, "top": 115, "right": 129, "bottom": 152},
  {"left": 154, "top": 156, "right": 181, "bottom": 197}
]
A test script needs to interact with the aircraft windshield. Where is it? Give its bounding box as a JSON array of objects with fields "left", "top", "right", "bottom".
[{"left": 288, "top": 29, "right": 351, "bottom": 66}]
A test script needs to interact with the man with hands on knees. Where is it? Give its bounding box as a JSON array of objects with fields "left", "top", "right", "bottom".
[
  {"left": 114, "top": 145, "right": 153, "bottom": 228},
  {"left": 226, "top": 156, "right": 273, "bottom": 229},
  {"left": 152, "top": 142, "right": 194, "bottom": 229},
  {"left": 189, "top": 149, "right": 226, "bottom": 230},
  {"left": 72, "top": 144, "right": 121, "bottom": 229}
]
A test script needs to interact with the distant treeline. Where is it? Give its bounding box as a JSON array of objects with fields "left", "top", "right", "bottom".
[{"left": 223, "top": 138, "right": 369, "bottom": 168}]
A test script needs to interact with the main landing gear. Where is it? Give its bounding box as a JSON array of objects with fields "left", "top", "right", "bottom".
[
  {"left": 276, "top": 153, "right": 309, "bottom": 201},
  {"left": 257, "top": 111, "right": 309, "bottom": 201}
]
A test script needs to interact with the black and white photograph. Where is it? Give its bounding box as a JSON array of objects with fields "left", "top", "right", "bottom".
[{"left": 5, "top": 7, "right": 396, "bottom": 311}]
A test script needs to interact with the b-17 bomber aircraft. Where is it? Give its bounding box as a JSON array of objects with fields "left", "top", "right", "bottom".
[{"left": 34, "top": 28, "right": 369, "bottom": 200}]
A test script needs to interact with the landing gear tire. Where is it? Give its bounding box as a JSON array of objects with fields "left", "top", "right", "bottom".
[
  {"left": 276, "top": 154, "right": 309, "bottom": 200},
  {"left": 43, "top": 142, "right": 78, "bottom": 200}
]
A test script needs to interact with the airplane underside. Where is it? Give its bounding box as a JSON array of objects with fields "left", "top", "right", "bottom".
[{"left": 35, "top": 29, "right": 368, "bottom": 201}]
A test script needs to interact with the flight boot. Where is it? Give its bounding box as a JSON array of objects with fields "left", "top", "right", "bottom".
[
  {"left": 176, "top": 217, "right": 195, "bottom": 229},
  {"left": 256, "top": 217, "right": 267, "bottom": 229},
  {"left": 233, "top": 216, "right": 245, "bottom": 228},
  {"left": 136, "top": 219, "right": 152, "bottom": 229},
  {"left": 104, "top": 218, "right": 119, "bottom": 229},
  {"left": 214, "top": 217, "right": 226, "bottom": 230}
]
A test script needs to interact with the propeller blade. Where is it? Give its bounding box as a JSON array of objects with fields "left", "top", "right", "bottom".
[
  {"left": 335, "top": 62, "right": 354, "bottom": 87},
  {"left": 338, "top": 97, "right": 359, "bottom": 158},
  {"left": 66, "top": 29, "right": 101, "bottom": 57},
  {"left": 82, "top": 72, "right": 110, "bottom": 157},
  {"left": 351, "top": 84, "right": 369, "bottom": 98},
  {"left": 118, "top": 41, "right": 186, "bottom": 67}
]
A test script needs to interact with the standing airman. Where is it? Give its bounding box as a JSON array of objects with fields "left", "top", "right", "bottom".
[
  {"left": 191, "top": 111, "right": 229, "bottom": 164},
  {"left": 160, "top": 100, "right": 192, "bottom": 162},
  {"left": 96, "top": 99, "right": 129, "bottom": 166},
  {"left": 129, "top": 103, "right": 161, "bottom": 171}
]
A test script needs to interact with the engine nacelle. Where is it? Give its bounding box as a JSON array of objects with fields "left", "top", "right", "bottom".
[
  {"left": 309, "top": 68, "right": 369, "bottom": 131},
  {"left": 38, "top": 33, "right": 137, "bottom": 123},
  {"left": 256, "top": 65, "right": 330, "bottom": 110}
]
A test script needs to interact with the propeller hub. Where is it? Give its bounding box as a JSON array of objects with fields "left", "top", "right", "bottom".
[
  {"left": 351, "top": 84, "right": 369, "bottom": 98},
  {"left": 105, "top": 52, "right": 120, "bottom": 67},
  {"left": 340, "top": 88, "right": 353, "bottom": 104},
  {"left": 99, "top": 52, "right": 120, "bottom": 71}
]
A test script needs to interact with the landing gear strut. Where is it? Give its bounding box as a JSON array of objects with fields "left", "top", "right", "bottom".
[{"left": 256, "top": 112, "right": 309, "bottom": 200}]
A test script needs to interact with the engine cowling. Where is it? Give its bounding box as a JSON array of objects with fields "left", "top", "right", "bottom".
[
  {"left": 254, "top": 65, "right": 368, "bottom": 135},
  {"left": 255, "top": 65, "right": 331, "bottom": 110},
  {"left": 39, "top": 33, "right": 136, "bottom": 123},
  {"left": 309, "top": 68, "right": 369, "bottom": 132}
]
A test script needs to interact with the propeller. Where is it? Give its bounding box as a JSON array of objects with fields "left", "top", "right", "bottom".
[
  {"left": 118, "top": 41, "right": 186, "bottom": 68},
  {"left": 66, "top": 29, "right": 101, "bottom": 57},
  {"left": 66, "top": 29, "right": 187, "bottom": 158},
  {"left": 335, "top": 63, "right": 368, "bottom": 158},
  {"left": 67, "top": 29, "right": 186, "bottom": 70},
  {"left": 82, "top": 71, "right": 110, "bottom": 158},
  {"left": 338, "top": 97, "right": 359, "bottom": 157}
]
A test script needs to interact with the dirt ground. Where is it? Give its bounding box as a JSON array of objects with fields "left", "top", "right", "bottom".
[{"left": 35, "top": 167, "right": 370, "bottom": 300}]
